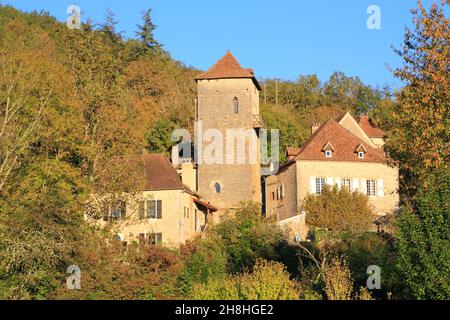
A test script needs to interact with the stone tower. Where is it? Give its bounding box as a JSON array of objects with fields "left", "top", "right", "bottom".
[{"left": 194, "top": 51, "right": 262, "bottom": 210}]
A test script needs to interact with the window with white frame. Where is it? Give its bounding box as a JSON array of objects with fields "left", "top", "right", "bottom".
[
  {"left": 325, "top": 150, "right": 332, "bottom": 158},
  {"left": 315, "top": 177, "right": 326, "bottom": 194},
  {"left": 366, "top": 179, "right": 376, "bottom": 196},
  {"left": 358, "top": 151, "right": 365, "bottom": 159},
  {"left": 341, "top": 178, "right": 352, "bottom": 191}
]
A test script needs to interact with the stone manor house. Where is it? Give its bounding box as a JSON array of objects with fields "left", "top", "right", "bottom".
[{"left": 91, "top": 51, "right": 399, "bottom": 247}]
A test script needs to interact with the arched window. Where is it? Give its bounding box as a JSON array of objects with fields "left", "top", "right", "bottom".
[
  {"left": 214, "top": 182, "right": 221, "bottom": 193},
  {"left": 233, "top": 97, "right": 239, "bottom": 114}
]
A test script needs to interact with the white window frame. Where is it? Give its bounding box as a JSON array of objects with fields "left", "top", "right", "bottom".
[
  {"left": 325, "top": 150, "right": 332, "bottom": 158},
  {"left": 341, "top": 178, "right": 352, "bottom": 191},
  {"left": 366, "top": 179, "right": 376, "bottom": 197},
  {"left": 358, "top": 151, "right": 365, "bottom": 159},
  {"left": 315, "top": 177, "right": 326, "bottom": 195}
]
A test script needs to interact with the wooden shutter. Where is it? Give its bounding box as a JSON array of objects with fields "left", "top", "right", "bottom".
[
  {"left": 377, "top": 179, "right": 384, "bottom": 197},
  {"left": 309, "top": 177, "right": 316, "bottom": 194},
  {"left": 335, "top": 177, "right": 341, "bottom": 189},
  {"left": 326, "top": 177, "right": 334, "bottom": 186},
  {"left": 102, "top": 203, "right": 109, "bottom": 221},
  {"left": 138, "top": 201, "right": 145, "bottom": 219},
  {"left": 352, "top": 178, "right": 359, "bottom": 192},
  {"left": 157, "top": 200, "right": 162, "bottom": 219},
  {"left": 361, "top": 179, "right": 367, "bottom": 194},
  {"left": 156, "top": 233, "right": 162, "bottom": 245},
  {"left": 121, "top": 201, "right": 127, "bottom": 218}
]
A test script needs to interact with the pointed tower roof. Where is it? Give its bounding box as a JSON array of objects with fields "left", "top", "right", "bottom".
[{"left": 195, "top": 51, "right": 261, "bottom": 90}]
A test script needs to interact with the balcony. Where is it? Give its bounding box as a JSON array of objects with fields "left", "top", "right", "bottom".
[{"left": 253, "top": 114, "right": 262, "bottom": 129}]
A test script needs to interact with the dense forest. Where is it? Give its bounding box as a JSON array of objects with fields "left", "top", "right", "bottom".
[{"left": 0, "top": 1, "right": 448, "bottom": 300}]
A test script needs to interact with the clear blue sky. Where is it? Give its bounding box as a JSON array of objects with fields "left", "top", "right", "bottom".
[{"left": 1, "top": 0, "right": 444, "bottom": 88}]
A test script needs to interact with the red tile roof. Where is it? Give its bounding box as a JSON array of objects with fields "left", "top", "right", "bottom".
[
  {"left": 286, "top": 147, "right": 301, "bottom": 157},
  {"left": 143, "top": 153, "right": 184, "bottom": 191},
  {"left": 293, "top": 119, "right": 386, "bottom": 163},
  {"left": 358, "top": 115, "right": 386, "bottom": 138},
  {"left": 195, "top": 51, "right": 262, "bottom": 90}
]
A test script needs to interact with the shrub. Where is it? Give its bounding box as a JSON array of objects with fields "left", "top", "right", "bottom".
[
  {"left": 192, "top": 259, "right": 299, "bottom": 300},
  {"left": 303, "top": 185, "right": 375, "bottom": 232}
]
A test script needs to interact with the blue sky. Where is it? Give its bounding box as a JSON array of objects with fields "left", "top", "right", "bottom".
[{"left": 0, "top": 1, "right": 444, "bottom": 88}]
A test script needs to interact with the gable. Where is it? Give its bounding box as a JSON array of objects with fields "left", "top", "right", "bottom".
[{"left": 338, "top": 112, "right": 374, "bottom": 147}]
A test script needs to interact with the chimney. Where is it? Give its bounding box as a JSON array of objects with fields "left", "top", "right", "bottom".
[
  {"left": 171, "top": 144, "right": 179, "bottom": 167},
  {"left": 311, "top": 123, "right": 321, "bottom": 134}
]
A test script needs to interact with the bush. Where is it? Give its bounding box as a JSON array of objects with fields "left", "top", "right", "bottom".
[
  {"left": 214, "top": 202, "right": 284, "bottom": 274},
  {"left": 192, "top": 259, "right": 299, "bottom": 300},
  {"left": 303, "top": 185, "right": 375, "bottom": 232}
]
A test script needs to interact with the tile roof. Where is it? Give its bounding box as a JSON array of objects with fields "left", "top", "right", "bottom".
[
  {"left": 358, "top": 115, "right": 386, "bottom": 138},
  {"left": 143, "top": 153, "right": 184, "bottom": 191},
  {"left": 293, "top": 119, "right": 386, "bottom": 163},
  {"left": 286, "top": 147, "right": 301, "bottom": 157},
  {"left": 195, "top": 51, "right": 262, "bottom": 90}
]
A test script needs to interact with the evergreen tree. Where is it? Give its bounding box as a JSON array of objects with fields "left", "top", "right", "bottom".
[{"left": 136, "top": 9, "right": 161, "bottom": 52}]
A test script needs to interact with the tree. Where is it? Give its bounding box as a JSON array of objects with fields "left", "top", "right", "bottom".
[
  {"left": 387, "top": 1, "right": 449, "bottom": 200},
  {"left": 396, "top": 168, "right": 450, "bottom": 300},
  {"left": 136, "top": 9, "right": 161, "bottom": 53},
  {"left": 146, "top": 119, "right": 178, "bottom": 155},
  {"left": 303, "top": 185, "right": 375, "bottom": 232},
  {"left": 214, "top": 202, "right": 284, "bottom": 274}
]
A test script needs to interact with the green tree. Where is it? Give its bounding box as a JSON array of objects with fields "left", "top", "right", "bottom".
[
  {"left": 396, "top": 168, "right": 450, "bottom": 300},
  {"left": 146, "top": 119, "right": 178, "bottom": 155},
  {"left": 215, "top": 202, "right": 284, "bottom": 274},
  {"left": 387, "top": 1, "right": 449, "bottom": 200},
  {"left": 136, "top": 9, "right": 161, "bottom": 53}
]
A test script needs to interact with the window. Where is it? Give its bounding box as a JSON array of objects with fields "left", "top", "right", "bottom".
[
  {"left": 325, "top": 150, "right": 332, "bottom": 158},
  {"left": 103, "top": 201, "right": 126, "bottom": 221},
  {"left": 214, "top": 182, "right": 221, "bottom": 193},
  {"left": 315, "top": 178, "right": 326, "bottom": 194},
  {"left": 233, "top": 97, "right": 239, "bottom": 114},
  {"left": 341, "top": 178, "right": 352, "bottom": 191},
  {"left": 148, "top": 233, "right": 162, "bottom": 246},
  {"left": 272, "top": 192, "right": 275, "bottom": 200},
  {"left": 145, "top": 200, "right": 162, "bottom": 219},
  {"left": 358, "top": 151, "right": 365, "bottom": 159},
  {"left": 139, "top": 233, "right": 162, "bottom": 247},
  {"left": 366, "top": 179, "right": 376, "bottom": 196}
]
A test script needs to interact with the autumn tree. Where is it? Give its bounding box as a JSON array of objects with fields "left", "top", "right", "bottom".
[
  {"left": 387, "top": 1, "right": 449, "bottom": 200},
  {"left": 303, "top": 185, "right": 375, "bottom": 232}
]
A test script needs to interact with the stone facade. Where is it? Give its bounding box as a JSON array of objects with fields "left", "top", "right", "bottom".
[
  {"left": 196, "top": 78, "right": 261, "bottom": 210},
  {"left": 265, "top": 112, "right": 399, "bottom": 239}
]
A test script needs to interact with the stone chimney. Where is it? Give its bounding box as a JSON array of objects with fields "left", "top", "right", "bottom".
[{"left": 171, "top": 144, "right": 179, "bottom": 167}]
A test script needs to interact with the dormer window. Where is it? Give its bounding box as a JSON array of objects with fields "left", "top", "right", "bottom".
[
  {"left": 355, "top": 144, "right": 367, "bottom": 159},
  {"left": 322, "top": 142, "right": 335, "bottom": 158}
]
